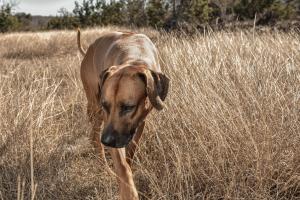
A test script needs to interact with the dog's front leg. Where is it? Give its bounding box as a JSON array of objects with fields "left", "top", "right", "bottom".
[
  {"left": 110, "top": 148, "right": 138, "bottom": 200},
  {"left": 87, "top": 104, "right": 105, "bottom": 160},
  {"left": 126, "top": 121, "right": 145, "bottom": 166}
]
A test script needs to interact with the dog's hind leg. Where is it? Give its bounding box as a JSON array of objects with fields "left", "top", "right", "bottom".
[{"left": 126, "top": 121, "right": 145, "bottom": 166}]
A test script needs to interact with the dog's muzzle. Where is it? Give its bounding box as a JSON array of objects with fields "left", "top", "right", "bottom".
[{"left": 101, "top": 124, "right": 135, "bottom": 148}]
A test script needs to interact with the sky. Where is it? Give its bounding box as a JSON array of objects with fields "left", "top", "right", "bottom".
[{"left": 13, "top": 0, "right": 77, "bottom": 16}]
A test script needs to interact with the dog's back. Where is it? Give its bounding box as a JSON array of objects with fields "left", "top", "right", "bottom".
[
  {"left": 93, "top": 31, "right": 160, "bottom": 72},
  {"left": 80, "top": 31, "right": 160, "bottom": 79}
]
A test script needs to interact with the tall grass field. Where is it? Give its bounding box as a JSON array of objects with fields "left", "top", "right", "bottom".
[{"left": 0, "top": 27, "right": 299, "bottom": 200}]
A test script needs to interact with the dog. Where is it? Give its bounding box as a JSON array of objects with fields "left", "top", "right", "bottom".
[{"left": 77, "top": 29, "right": 169, "bottom": 200}]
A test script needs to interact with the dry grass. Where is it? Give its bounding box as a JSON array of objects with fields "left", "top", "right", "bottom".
[{"left": 0, "top": 27, "right": 299, "bottom": 200}]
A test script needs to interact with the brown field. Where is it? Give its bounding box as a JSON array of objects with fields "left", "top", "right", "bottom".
[{"left": 0, "top": 27, "right": 299, "bottom": 200}]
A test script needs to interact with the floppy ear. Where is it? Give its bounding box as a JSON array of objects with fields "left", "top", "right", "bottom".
[
  {"left": 98, "top": 68, "right": 111, "bottom": 99},
  {"left": 100, "top": 68, "right": 110, "bottom": 88},
  {"left": 138, "top": 70, "right": 170, "bottom": 110}
]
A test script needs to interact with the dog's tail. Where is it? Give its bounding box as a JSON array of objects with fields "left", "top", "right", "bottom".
[{"left": 77, "top": 28, "right": 86, "bottom": 56}]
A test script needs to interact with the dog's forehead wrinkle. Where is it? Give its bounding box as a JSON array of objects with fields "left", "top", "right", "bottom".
[
  {"left": 103, "top": 78, "right": 117, "bottom": 97},
  {"left": 118, "top": 76, "right": 144, "bottom": 97}
]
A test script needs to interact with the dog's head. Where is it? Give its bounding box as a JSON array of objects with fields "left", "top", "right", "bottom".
[{"left": 99, "top": 65, "right": 169, "bottom": 148}]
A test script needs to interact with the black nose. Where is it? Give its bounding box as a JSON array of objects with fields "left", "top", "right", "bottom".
[
  {"left": 101, "top": 124, "right": 136, "bottom": 148},
  {"left": 101, "top": 133, "right": 116, "bottom": 147}
]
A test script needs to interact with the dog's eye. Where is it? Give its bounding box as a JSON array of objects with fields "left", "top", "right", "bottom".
[
  {"left": 120, "top": 104, "right": 135, "bottom": 115},
  {"left": 102, "top": 102, "right": 110, "bottom": 113}
]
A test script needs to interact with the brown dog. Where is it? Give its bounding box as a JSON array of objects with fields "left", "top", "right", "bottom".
[{"left": 77, "top": 29, "right": 169, "bottom": 200}]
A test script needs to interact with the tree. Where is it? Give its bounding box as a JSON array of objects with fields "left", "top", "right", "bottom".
[
  {"left": 101, "top": 0, "right": 127, "bottom": 25},
  {"left": 47, "top": 8, "right": 78, "bottom": 30},
  {"left": 73, "top": 0, "right": 127, "bottom": 27},
  {"left": 176, "top": 0, "right": 214, "bottom": 25},
  {"left": 73, "top": 0, "right": 104, "bottom": 27},
  {"left": 146, "top": 0, "right": 168, "bottom": 28},
  {"left": 210, "top": 0, "right": 237, "bottom": 21},
  {"left": 127, "top": 0, "right": 147, "bottom": 27},
  {"left": 233, "top": 0, "right": 297, "bottom": 24},
  {"left": 234, "top": 0, "right": 277, "bottom": 19},
  {"left": 0, "top": 3, "right": 19, "bottom": 32},
  {"left": 192, "top": 0, "right": 213, "bottom": 23},
  {"left": 15, "top": 12, "right": 31, "bottom": 31}
]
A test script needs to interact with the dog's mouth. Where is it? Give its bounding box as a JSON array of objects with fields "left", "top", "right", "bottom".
[{"left": 101, "top": 128, "right": 136, "bottom": 148}]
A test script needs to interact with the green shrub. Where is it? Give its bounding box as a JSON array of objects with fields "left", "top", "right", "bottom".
[{"left": 0, "top": 4, "right": 19, "bottom": 32}]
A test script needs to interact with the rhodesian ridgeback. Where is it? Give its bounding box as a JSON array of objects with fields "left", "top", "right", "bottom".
[{"left": 77, "top": 29, "right": 169, "bottom": 200}]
